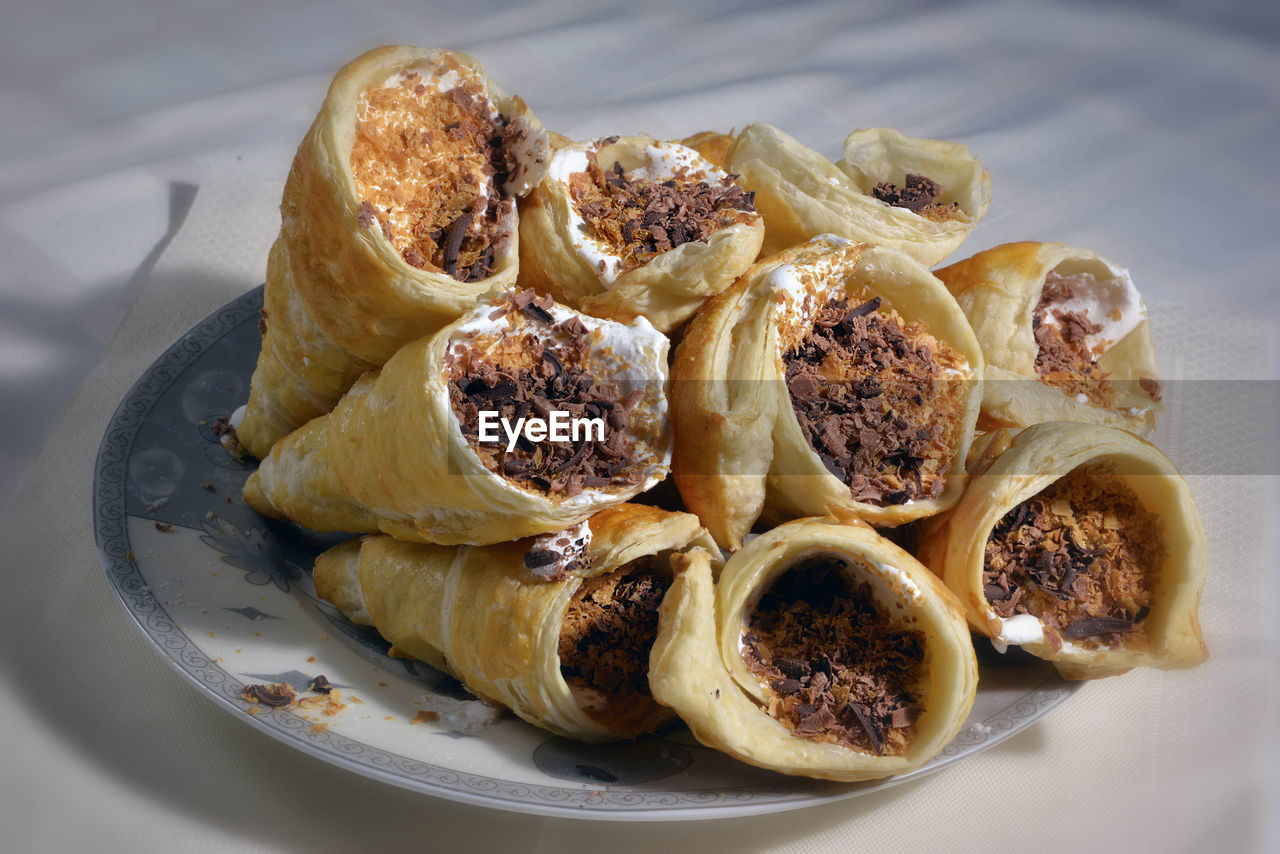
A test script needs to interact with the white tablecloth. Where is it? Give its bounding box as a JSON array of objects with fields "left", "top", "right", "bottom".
[{"left": 2, "top": 1, "right": 1277, "bottom": 851}]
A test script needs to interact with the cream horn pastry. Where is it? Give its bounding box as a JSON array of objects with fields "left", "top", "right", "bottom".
[
  {"left": 672, "top": 234, "right": 983, "bottom": 550},
  {"left": 243, "top": 290, "right": 671, "bottom": 545},
  {"left": 517, "top": 135, "right": 764, "bottom": 332},
  {"left": 935, "top": 242, "right": 1162, "bottom": 435},
  {"left": 918, "top": 422, "right": 1207, "bottom": 679},
  {"left": 314, "top": 504, "right": 722, "bottom": 741},
  {"left": 725, "top": 124, "right": 989, "bottom": 265},
  {"left": 235, "top": 45, "right": 550, "bottom": 459},
  {"left": 649, "top": 515, "right": 976, "bottom": 781}
]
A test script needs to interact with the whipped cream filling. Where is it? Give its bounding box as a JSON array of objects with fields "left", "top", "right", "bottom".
[
  {"left": 766, "top": 234, "right": 857, "bottom": 333},
  {"left": 550, "top": 141, "right": 731, "bottom": 285},
  {"left": 1038, "top": 265, "right": 1144, "bottom": 356},
  {"left": 990, "top": 612, "right": 1088, "bottom": 655},
  {"left": 220, "top": 404, "right": 248, "bottom": 451}
]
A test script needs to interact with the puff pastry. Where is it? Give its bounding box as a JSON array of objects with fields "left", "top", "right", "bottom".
[
  {"left": 725, "top": 124, "right": 990, "bottom": 265},
  {"left": 516, "top": 135, "right": 764, "bottom": 332},
  {"left": 243, "top": 291, "right": 671, "bottom": 545},
  {"left": 314, "top": 504, "right": 721, "bottom": 741},
  {"left": 935, "top": 242, "right": 1162, "bottom": 434},
  {"left": 918, "top": 421, "right": 1207, "bottom": 679},
  {"left": 649, "top": 514, "right": 977, "bottom": 781},
  {"left": 236, "top": 45, "right": 550, "bottom": 458},
  {"left": 672, "top": 234, "right": 984, "bottom": 549}
]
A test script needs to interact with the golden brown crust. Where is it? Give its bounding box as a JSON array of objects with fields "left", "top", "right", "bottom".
[
  {"left": 725, "top": 124, "right": 990, "bottom": 265},
  {"left": 680, "top": 130, "right": 736, "bottom": 169},
  {"left": 934, "top": 242, "right": 1162, "bottom": 434},
  {"left": 516, "top": 135, "right": 764, "bottom": 332},
  {"left": 237, "top": 46, "right": 548, "bottom": 458},
  {"left": 242, "top": 294, "right": 672, "bottom": 545},
  {"left": 918, "top": 422, "right": 1207, "bottom": 678},
  {"left": 649, "top": 515, "right": 977, "bottom": 781},
  {"left": 313, "top": 504, "right": 721, "bottom": 741}
]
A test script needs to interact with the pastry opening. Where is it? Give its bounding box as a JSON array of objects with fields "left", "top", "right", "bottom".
[
  {"left": 446, "top": 291, "right": 659, "bottom": 497},
  {"left": 983, "top": 461, "right": 1164, "bottom": 651},
  {"left": 1033, "top": 265, "right": 1160, "bottom": 407},
  {"left": 871, "top": 173, "right": 968, "bottom": 222},
  {"left": 741, "top": 554, "right": 925, "bottom": 756},
  {"left": 350, "top": 57, "right": 528, "bottom": 282},
  {"left": 783, "top": 295, "right": 969, "bottom": 506},
  {"left": 558, "top": 554, "right": 673, "bottom": 736},
  {"left": 564, "top": 142, "right": 757, "bottom": 281}
]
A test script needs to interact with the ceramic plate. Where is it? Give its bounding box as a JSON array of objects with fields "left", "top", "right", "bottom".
[{"left": 92, "top": 287, "right": 1081, "bottom": 821}]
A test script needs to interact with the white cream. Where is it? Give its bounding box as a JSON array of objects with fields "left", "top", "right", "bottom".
[
  {"left": 990, "top": 612, "right": 1088, "bottom": 655},
  {"left": 550, "top": 141, "right": 729, "bottom": 286},
  {"left": 766, "top": 234, "right": 856, "bottom": 330},
  {"left": 220, "top": 404, "right": 247, "bottom": 451},
  {"left": 873, "top": 561, "right": 925, "bottom": 607},
  {"left": 449, "top": 297, "right": 667, "bottom": 385},
  {"left": 1039, "top": 266, "right": 1145, "bottom": 355}
]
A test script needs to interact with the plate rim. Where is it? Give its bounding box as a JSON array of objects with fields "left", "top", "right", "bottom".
[{"left": 91, "top": 285, "right": 1082, "bottom": 821}]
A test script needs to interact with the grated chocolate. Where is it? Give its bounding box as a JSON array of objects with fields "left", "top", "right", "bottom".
[
  {"left": 742, "top": 556, "right": 924, "bottom": 755},
  {"left": 984, "top": 462, "right": 1164, "bottom": 649},
  {"left": 446, "top": 292, "right": 650, "bottom": 496},
  {"left": 558, "top": 558, "right": 669, "bottom": 730},
  {"left": 568, "top": 150, "right": 756, "bottom": 275},
  {"left": 1033, "top": 272, "right": 1116, "bottom": 407},
  {"left": 783, "top": 297, "right": 967, "bottom": 505},
  {"left": 350, "top": 59, "right": 524, "bottom": 283}
]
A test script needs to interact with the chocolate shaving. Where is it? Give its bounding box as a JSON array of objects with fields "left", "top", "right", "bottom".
[
  {"left": 1064, "top": 616, "right": 1135, "bottom": 639},
  {"left": 310, "top": 675, "right": 333, "bottom": 694},
  {"left": 848, "top": 702, "right": 884, "bottom": 755},
  {"left": 567, "top": 149, "right": 755, "bottom": 274},
  {"left": 351, "top": 69, "right": 523, "bottom": 284},
  {"left": 447, "top": 293, "right": 649, "bottom": 496},
  {"left": 441, "top": 210, "right": 474, "bottom": 279},
  {"left": 783, "top": 297, "right": 964, "bottom": 506},
  {"left": 741, "top": 557, "right": 924, "bottom": 756},
  {"left": 1033, "top": 272, "right": 1116, "bottom": 407},
  {"left": 983, "top": 463, "right": 1163, "bottom": 649},
  {"left": 559, "top": 562, "right": 669, "bottom": 721},
  {"left": 523, "top": 549, "right": 559, "bottom": 569},
  {"left": 872, "top": 173, "right": 953, "bottom": 215}
]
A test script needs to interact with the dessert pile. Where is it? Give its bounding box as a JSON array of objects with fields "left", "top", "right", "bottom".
[{"left": 228, "top": 46, "right": 1206, "bottom": 783}]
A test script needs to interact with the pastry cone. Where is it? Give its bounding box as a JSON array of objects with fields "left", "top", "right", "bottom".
[
  {"left": 237, "top": 45, "right": 550, "bottom": 458},
  {"left": 725, "top": 124, "right": 990, "bottom": 265},
  {"left": 680, "top": 130, "right": 737, "bottom": 170},
  {"left": 918, "top": 422, "right": 1207, "bottom": 679},
  {"left": 672, "top": 234, "right": 984, "bottom": 550},
  {"left": 935, "top": 242, "right": 1162, "bottom": 435},
  {"left": 517, "top": 135, "right": 764, "bottom": 332},
  {"left": 314, "top": 504, "right": 722, "bottom": 741},
  {"left": 649, "top": 515, "right": 977, "bottom": 781},
  {"left": 244, "top": 291, "right": 672, "bottom": 544}
]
